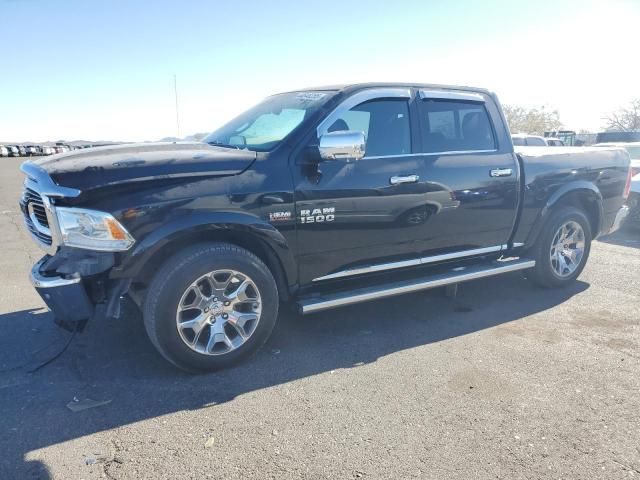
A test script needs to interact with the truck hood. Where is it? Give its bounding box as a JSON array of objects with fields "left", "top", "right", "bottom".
[{"left": 31, "top": 142, "right": 257, "bottom": 191}]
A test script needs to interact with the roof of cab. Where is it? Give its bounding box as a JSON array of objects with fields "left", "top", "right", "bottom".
[{"left": 281, "top": 82, "right": 493, "bottom": 96}]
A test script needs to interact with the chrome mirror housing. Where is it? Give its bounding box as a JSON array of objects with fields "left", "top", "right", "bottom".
[{"left": 318, "top": 131, "right": 366, "bottom": 161}]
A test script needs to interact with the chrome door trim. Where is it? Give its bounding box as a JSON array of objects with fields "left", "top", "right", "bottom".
[
  {"left": 316, "top": 88, "right": 412, "bottom": 138},
  {"left": 363, "top": 149, "right": 497, "bottom": 160},
  {"left": 419, "top": 244, "right": 505, "bottom": 266},
  {"left": 418, "top": 89, "right": 485, "bottom": 102},
  {"left": 313, "top": 245, "right": 506, "bottom": 282}
]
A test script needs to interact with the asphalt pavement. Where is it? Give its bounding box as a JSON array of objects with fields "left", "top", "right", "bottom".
[{"left": 0, "top": 157, "right": 638, "bottom": 479}]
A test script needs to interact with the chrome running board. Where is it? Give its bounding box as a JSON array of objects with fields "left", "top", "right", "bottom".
[{"left": 297, "top": 258, "right": 535, "bottom": 315}]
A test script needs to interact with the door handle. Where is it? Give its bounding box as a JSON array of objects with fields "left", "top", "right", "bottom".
[
  {"left": 489, "top": 168, "right": 513, "bottom": 177},
  {"left": 390, "top": 174, "right": 419, "bottom": 185}
]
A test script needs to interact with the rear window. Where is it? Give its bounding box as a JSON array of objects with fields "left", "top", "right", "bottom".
[{"left": 419, "top": 100, "right": 496, "bottom": 153}]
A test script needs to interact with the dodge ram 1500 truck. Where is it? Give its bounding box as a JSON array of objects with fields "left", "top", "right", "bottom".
[{"left": 20, "top": 83, "right": 632, "bottom": 372}]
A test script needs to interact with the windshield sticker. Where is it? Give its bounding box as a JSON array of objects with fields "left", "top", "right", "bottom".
[{"left": 296, "top": 92, "right": 328, "bottom": 105}]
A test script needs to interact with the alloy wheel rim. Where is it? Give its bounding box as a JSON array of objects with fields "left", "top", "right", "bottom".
[
  {"left": 549, "top": 220, "right": 585, "bottom": 278},
  {"left": 176, "top": 269, "right": 262, "bottom": 355}
]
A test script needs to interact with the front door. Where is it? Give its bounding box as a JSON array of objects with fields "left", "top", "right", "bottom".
[{"left": 293, "top": 89, "right": 431, "bottom": 284}]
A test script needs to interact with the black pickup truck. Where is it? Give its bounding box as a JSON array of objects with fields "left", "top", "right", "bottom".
[{"left": 20, "top": 83, "right": 632, "bottom": 371}]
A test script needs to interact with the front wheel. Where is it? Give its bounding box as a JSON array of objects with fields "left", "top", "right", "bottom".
[
  {"left": 527, "top": 206, "right": 592, "bottom": 288},
  {"left": 143, "top": 242, "right": 279, "bottom": 372}
]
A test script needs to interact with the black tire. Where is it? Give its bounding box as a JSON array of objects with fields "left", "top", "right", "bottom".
[
  {"left": 143, "top": 242, "right": 279, "bottom": 372},
  {"left": 527, "top": 206, "right": 592, "bottom": 288}
]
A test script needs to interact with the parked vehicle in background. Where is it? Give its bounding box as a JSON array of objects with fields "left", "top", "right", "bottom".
[
  {"left": 7, "top": 146, "right": 20, "bottom": 157},
  {"left": 545, "top": 138, "right": 565, "bottom": 146},
  {"left": 511, "top": 133, "right": 548, "bottom": 146},
  {"left": 545, "top": 130, "right": 577, "bottom": 146},
  {"left": 593, "top": 142, "right": 640, "bottom": 225},
  {"left": 55, "top": 143, "right": 72, "bottom": 153},
  {"left": 596, "top": 131, "right": 640, "bottom": 144},
  {"left": 25, "top": 146, "right": 38, "bottom": 157},
  {"left": 0, "top": 145, "right": 8, "bottom": 157},
  {"left": 20, "top": 83, "right": 631, "bottom": 372},
  {"left": 17, "top": 146, "right": 27, "bottom": 156}
]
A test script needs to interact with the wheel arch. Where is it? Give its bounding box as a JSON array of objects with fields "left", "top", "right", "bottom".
[
  {"left": 112, "top": 212, "right": 296, "bottom": 301},
  {"left": 526, "top": 182, "right": 603, "bottom": 248}
]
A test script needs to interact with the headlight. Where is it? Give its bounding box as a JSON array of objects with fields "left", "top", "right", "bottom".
[{"left": 56, "top": 207, "right": 135, "bottom": 251}]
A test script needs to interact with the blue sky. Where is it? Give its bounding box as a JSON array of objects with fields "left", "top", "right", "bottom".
[{"left": 1, "top": 0, "right": 639, "bottom": 142}]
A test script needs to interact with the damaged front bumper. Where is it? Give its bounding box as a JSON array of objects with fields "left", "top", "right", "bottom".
[
  {"left": 30, "top": 257, "right": 94, "bottom": 329},
  {"left": 30, "top": 251, "right": 132, "bottom": 331}
]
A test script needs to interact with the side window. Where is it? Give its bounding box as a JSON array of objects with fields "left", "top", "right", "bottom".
[
  {"left": 326, "top": 98, "right": 411, "bottom": 157},
  {"left": 512, "top": 137, "right": 525, "bottom": 146},
  {"left": 526, "top": 137, "right": 547, "bottom": 146},
  {"left": 420, "top": 100, "right": 496, "bottom": 153}
]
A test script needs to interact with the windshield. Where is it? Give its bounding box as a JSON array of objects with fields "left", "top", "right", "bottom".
[{"left": 203, "top": 91, "right": 333, "bottom": 152}]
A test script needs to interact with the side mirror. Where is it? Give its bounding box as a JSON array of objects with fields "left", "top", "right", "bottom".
[{"left": 318, "top": 130, "right": 366, "bottom": 162}]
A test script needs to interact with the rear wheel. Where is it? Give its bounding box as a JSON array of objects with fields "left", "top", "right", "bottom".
[
  {"left": 143, "top": 242, "right": 279, "bottom": 372},
  {"left": 527, "top": 206, "right": 592, "bottom": 288}
]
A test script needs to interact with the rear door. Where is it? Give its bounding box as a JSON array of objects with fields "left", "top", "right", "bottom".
[{"left": 413, "top": 89, "right": 520, "bottom": 257}]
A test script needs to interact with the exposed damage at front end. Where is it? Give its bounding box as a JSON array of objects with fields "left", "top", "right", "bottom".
[{"left": 19, "top": 162, "right": 133, "bottom": 331}]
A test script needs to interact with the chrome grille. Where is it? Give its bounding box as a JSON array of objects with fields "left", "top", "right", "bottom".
[
  {"left": 19, "top": 162, "right": 80, "bottom": 255},
  {"left": 21, "top": 183, "right": 53, "bottom": 248},
  {"left": 24, "top": 187, "right": 50, "bottom": 228},
  {"left": 25, "top": 215, "right": 53, "bottom": 246}
]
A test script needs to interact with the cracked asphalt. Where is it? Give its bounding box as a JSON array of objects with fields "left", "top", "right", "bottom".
[{"left": 0, "top": 157, "right": 639, "bottom": 479}]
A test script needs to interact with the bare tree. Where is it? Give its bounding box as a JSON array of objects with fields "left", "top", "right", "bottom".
[
  {"left": 603, "top": 99, "right": 640, "bottom": 132},
  {"left": 502, "top": 105, "right": 562, "bottom": 135}
]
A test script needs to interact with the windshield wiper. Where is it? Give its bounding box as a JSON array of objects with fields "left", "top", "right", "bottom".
[{"left": 207, "top": 140, "right": 242, "bottom": 150}]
